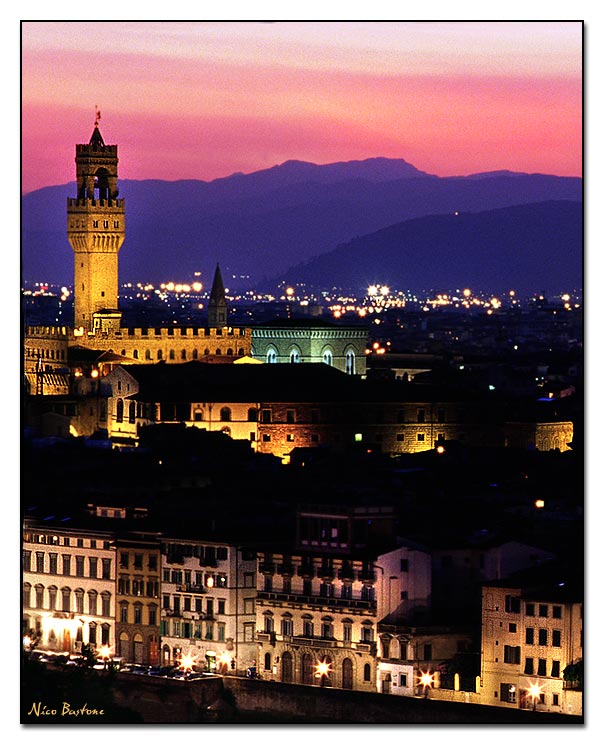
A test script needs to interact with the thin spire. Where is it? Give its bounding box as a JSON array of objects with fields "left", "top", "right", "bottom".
[
  {"left": 209, "top": 264, "right": 226, "bottom": 304},
  {"left": 90, "top": 106, "right": 105, "bottom": 146}
]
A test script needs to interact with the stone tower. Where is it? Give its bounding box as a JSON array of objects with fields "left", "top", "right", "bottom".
[
  {"left": 208, "top": 263, "right": 228, "bottom": 327},
  {"left": 67, "top": 113, "right": 125, "bottom": 332}
]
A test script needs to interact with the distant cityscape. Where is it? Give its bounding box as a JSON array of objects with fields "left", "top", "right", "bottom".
[{"left": 21, "top": 122, "right": 583, "bottom": 725}]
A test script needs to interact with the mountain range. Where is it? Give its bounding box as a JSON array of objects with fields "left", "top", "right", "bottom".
[{"left": 21, "top": 158, "right": 582, "bottom": 295}]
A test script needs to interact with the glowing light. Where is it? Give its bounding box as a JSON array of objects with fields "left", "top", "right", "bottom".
[
  {"left": 509, "top": 290, "right": 515, "bottom": 297},
  {"left": 436, "top": 445, "right": 445, "bottom": 454},
  {"left": 490, "top": 297, "right": 501, "bottom": 309},
  {"left": 315, "top": 659, "right": 332, "bottom": 678},
  {"left": 286, "top": 287, "right": 295, "bottom": 297},
  {"left": 166, "top": 282, "right": 175, "bottom": 291},
  {"left": 527, "top": 681, "right": 543, "bottom": 709},
  {"left": 368, "top": 285, "right": 378, "bottom": 296},
  {"left": 358, "top": 308, "right": 366, "bottom": 317},
  {"left": 98, "top": 645, "right": 113, "bottom": 662},
  {"left": 206, "top": 576, "right": 214, "bottom": 588},
  {"left": 380, "top": 286, "right": 389, "bottom": 296},
  {"left": 192, "top": 282, "right": 203, "bottom": 292},
  {"left": 178, "top": 652, "right": 196, "bottom": 673},
  {"left": 23, "top": 635, "right": 32, "bottom": 649},
  {"left": 535, "top": 499, "right": 545, "bottom": 508},
  {"left": 90, "top": 369, "right": 99, "bottom": 378},
  {"left": 463, "top": 288, "right": 471, "bottom": 298},
  {"left": 219, "top": 651, "right": 232, "bottom": 666},
  {"left": 561, "top": 293, "right": 570, "bottom": 302},
  {"left": 419, "top": 671, "right": 434, "bottom": 689},
  {"left": 333, "top": 310, "right": 341, "bottom": 318}
]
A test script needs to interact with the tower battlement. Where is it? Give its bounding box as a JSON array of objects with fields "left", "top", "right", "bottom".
[
  {"left": 67, "top": 197, "right": 125, "bottom": 209},
  {"left": 75, "top": 143, "right": 118, "bottom": 156}
]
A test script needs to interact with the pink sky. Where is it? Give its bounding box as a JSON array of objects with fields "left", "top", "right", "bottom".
[{"left": 21, "top": 21, "right": 583, "bottom": 194}]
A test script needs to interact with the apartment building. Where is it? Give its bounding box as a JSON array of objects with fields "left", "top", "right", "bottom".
[
  {"left": 480, "top": 562, "right": 582, "bottom": 716},
  {"left": 22, "top": 517, "right": 116, "bottom": 654}
]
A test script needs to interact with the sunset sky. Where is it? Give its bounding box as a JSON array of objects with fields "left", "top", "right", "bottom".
[{"left": 21, "top": 21, "right": 583, "bottom": 194}]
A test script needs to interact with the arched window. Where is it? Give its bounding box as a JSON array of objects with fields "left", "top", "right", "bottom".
[
  {"left": 133, "top": 349, "right": 139, "bottom": 359},
  {"left": 34, "top": 584, "right": 44, "bottom": 609},
  {"left": 88, "top": 622, "right": 97, "bottom": 645},
  {"left": 289, "top": 348, "right": 301, "bottom": 363},
  {"left": 342, "top": 658, "right": 353, "bottom": 689},
  {"left": 23, "top": 583, "right": 32, "bottom": 608},
  {"left": 227, "top": 348, "right": 233, "bottom": 356},
  {"left": 48, "top": 585, "right": 58, "bottom": 611},
  {"left": 116, "top": 399, "right": 124, "bottom": 423},
  {"left": 181, "top": 349, "right": 187, "bottom": 360},
  {"left": 88, "top": 590, "right": 98, "bottom": 616},
  {"left": 220, "top": 407, "right": 231, "bottom": 422},
  {"left": 75, "top": 588, "right": 85, "bottom": 613},
  {"left": 364, "top": 663, "right": 371, "bottom": 682},
  {"left": 266, "top": 348, "right": 277, "bottom": 364},
  {"left": 281, "top": 651, "right": 293, "bottom": 683},
  {"left": 169, "top": 349, "right": 175, "bottom": 360},
  {"left": 215, "top": 348, "right": 222, "bottom": 356},
  {"left": 204, "top": 348, "right": 210, "bottom": 356},
  {"left": 302, "top": 653, "right": 314, "bottom": 685},
  {"left": 145, "top": 349, "right": 151, "bottom": 360},
  {"left": 264, "top": 652, "right": 271, "bottom": 671},
  {"left": 129, "top": 401, "right": 136, "bottom": 424},
  {"left": 381, "top": 635, "right": 391, "bottom": 659},
  {"left": 238, "top": 348, "right": 245, "bottom": 356},
  {"left": 157, "top": 349, "right": 163, "bottom": 360},
  {"left": 345, "top": 349, "right": 356, "bottom": 375},
  {"left": 322, "top": 349, "right": 333, "bottom": 366},
  {"left": 192, "top": 349, "right": 198, "bottom": 360},
  {"left": 263, "top": 612, "right": 274, "bottom": 633},
  {"left": 248, "top": 408, "right": 258, "bottom": 422}
]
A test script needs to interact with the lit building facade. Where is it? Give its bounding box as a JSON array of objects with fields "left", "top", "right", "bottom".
[
  {"left": 254, "top": 551, "right": 378, "bottom": 690},
  {"left": 159, "top": 538, "right": 258, "bottom": 674},
  {"left": 251, "top": 319, "right": 368, "bottom": 376},
  {"left": 22, "top": 519, "right": 116, "bottom": 655},
  {"left": 114, "top": 535, "right": 161, "bottom": 665},
  {"left": 480, "top": 570, "right": 582, "bottom": 716}
]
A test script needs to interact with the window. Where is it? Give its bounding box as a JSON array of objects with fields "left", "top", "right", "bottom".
[
  {"left": 417, "top": 434, "right": 425, "bottom": 442},
  {"left": 539, "top": 604, "right": 548, "bottom": 618},
  {"left": 363, "top": 663, "right": 371, "bottom": 682},
  {"left": 526, "top": 628, "right": 534, "bottom": 644},
  {"left": 538, "top": 629, "right": 548, "bottom": 646},
  {"left": 303, "top": 619, "right": 314, "bottom": 637},
  {"left": 552, "top": 606, "right": 562, "bottom": 619},
  {"left": 134, "top": 604, "right": 142, "bottom": 624},
  {"left": 381, "top": 637, "right": 391, "bottom": 658},
  {"left": 503, "top": 645, "right": 521, "bottom": 664},
  {"left": 88, "top": 591, "right": 98, "bottom": 615},
  {"left": 552, "top": 630, "right": 561, "bottom": 647},
  {"left": 48, "top": 586, "right": 57, "bottom": 611},
  {"left": 119, "top": 552, "right": 129, "bottom": 569},
  {"left": 345, "top": 350, "right": 355, "bottom": 375},
  {"left": 361, "top": 624, "right": 374, "bottom": 643},
  {"left": 262, "top": 434, "right": 271, "bottom": 442},
  {"left": 537, "top": 658, "right": 547, "bottom": 676},
  {"left": 102, "top": 559, "right": 111, "bottom": 579},
  {"left": 48, "top": 553, "right": 58, "bottom": 574},
  {"left": 116, "top": 399, "right": 124, "bottom": 423},
  {"left": 551, "top": 660, "right": 560, "bottom": 677},
  {"left": 423, "top": 643, "right": 432, "bottom": 661},
  {"left": 505, "top": 595, "right": 521, "bottom": 614},
  {"left": 524, "top": 657, "right": 534, "bottom": 675},
  {"left": 399, "top": 673, "right": 408, "bottom": 687},
  {"left": 266, "top": 349, "right": 277, "bottom": 364},
  {"left": 23, "top": 550, "right": 32, "bottom": 572},
  {"left": 220, "top": 407, "right": 231, "bottom": 422},
  {"left": 281, "top": 617, "right": 293, "bottom": 636},
  {"left": 35, "top": 585, "right": 44, "bottom": 608},
  {"left": 553, "top": 694, "right": 560, "bottom": 706},
  {"left": 63, "top": 555, "right": 71, "bottom": 575},
  {"left": 400, "top": 559, "right": 409, "bottom": 572},
  {"left": 129, "top": 401, "right": 136, "bottom": 423},
  {"left": 218, "top": 599, "right": 226, "bottom": 615},
  {"left": 396, "top": 433, "right": 405, "bottom": 442},
  {"left": 321, "top": 621, "right": 333, "bottom": 639},
  {"left": 286, "top": 409, "right": 295, "bottom": 424},
  {"left": 36, "top": 552, "right": 44, "bottom": 572},
  {"left": 343, "top": 622, "right": 352, "bottom": 642},
  {"left": 76, "top": 556, "right": 85, "bottom": 577},
  {"left": 525, "top": 603, "right": 535, "bottom": 616},
  {"left": 120, "top": 603, "right": 128, "bottom": 623},
  {"left": 101, "top": 593, "right": 111, "bottom": 617},
  {"left": 89, "top": 557, "right": 97, "bottom": 578},
  {"left": 243, "top": 598, "right": 255, "bottom": 615},
  {"left": 289, "top": 349, "right": 300, "bottom": 363},
  {"left": 261, "top": 409, "right": 271, "bottom": 424},
  {"left": 217, "top": 623, "right": 225, "bottom": 642},
  {"left": 61, "top": 587, "right": 71, "bottom": 612},
  {"left": 322, "top": 350, "right": 333, "bottom": 366},
  {"left": 509, "top": 623, "right": 517, "bottom": 633},
  {"left": 500, "top": 683, "right": 517, "bottom": 704},
  {"left": 417, "top": 409, "right": 425, "bottom": 423}
]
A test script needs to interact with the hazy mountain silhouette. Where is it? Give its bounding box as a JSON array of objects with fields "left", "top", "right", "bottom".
[
  {"left": 276, "top": 201, "right": 582, "bottom": 296},
  {"left": 21, "top": 158, "right": 581, "bottom": 291}
]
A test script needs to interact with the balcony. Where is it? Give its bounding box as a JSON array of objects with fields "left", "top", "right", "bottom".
[
  {"left": 256, "top": 590, "right": 376, "bottom": 612},
  {"left": 176, "top": 583, "right": 207, "bottom": 594},
  {"left": 256, "top": 631, "right": 276, "bottom": 646}
]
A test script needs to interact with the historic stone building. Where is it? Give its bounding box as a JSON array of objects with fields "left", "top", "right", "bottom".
[
  {"left": 251, "top": 319, "right": 368, "bottom": 376},
  {"left": 114, "top": 534, "right": 161, "bottom": 665},
  {"left": 480, "top": 563, "right": 582, "bottom": 716},
  {"left": 159, "top": 537, "right": 258, "bottom": 673},
  {"left": 22, "top": 517, "right": 116, "bottom": 656}
]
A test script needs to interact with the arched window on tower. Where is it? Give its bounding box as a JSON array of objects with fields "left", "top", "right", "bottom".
[
  {"left": 116, "top": 399, "right": 124, "bottom": 423},
  {"left": 129, "top": 402, "right": 136, "bottom": 424},
  {"left": 345, "top": 350, "right": 356, "bottom": 375}
]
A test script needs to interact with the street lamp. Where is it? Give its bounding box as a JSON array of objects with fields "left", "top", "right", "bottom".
[
  {"left": 98, "top": 644, "right": 113, "bottom": 669},
  {"left": 419, "top": 670, "right": 434, "bottom": 698},
  {"left": 527, "top": 681, "right": 542, "bottom": 711},
  {"left": 315, "top": 659, "right": 331, "bottom": 687}
]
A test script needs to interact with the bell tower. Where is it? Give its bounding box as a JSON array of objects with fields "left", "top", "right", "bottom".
[{"left": 67, "top": 111, "right": 125, "bottom": 332}]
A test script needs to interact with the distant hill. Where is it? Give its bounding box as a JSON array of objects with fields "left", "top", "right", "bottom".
[
  {"left": 276, "top": 201, "right": 583, "bottom": 296},
  {"left": 21, "top": 158, "right": 581, "bottom": 290}
]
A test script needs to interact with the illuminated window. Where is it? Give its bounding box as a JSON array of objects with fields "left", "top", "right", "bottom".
[
  {"left": 500, "top": 683, "right": 516, "bottom": 703},
  {"left": 345, "top": 350, "right": 355, "bottom": 375},
  {"left": 289, "top": 348, "right": 300, "bottom": 363},
  {"left": 322, "top": 349, "right": 333, "bottom": 366},
  {"left": 417, "top": 434, "right": 425, "bottom": 442}
]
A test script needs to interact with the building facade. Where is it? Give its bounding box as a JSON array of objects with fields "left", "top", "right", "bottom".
[
  {"left": 22, "top": 519, "right": 116, "bottom": 655},
  {"left": 159, "top": 538, "right": 258, "bottom": 674},
  {"left": 480, "top": 574, "right": 582, "bottom": 716}
]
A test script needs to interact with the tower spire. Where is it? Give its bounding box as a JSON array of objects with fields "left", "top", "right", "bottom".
[{"left": 208, "top": 264, "right": 228, "bottom": 328}]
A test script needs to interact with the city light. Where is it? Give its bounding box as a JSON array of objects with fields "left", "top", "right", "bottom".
[
  {"left": 178, "top": 651, "right": 196, "bottom": 674},
  {"left": 535, "top": 499, "right": 545, "bottom": 509},
  {"left": 527, "top": 681, "right": 543, "bottom": 711}
]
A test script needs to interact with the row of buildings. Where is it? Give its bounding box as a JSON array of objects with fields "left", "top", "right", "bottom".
[{"left": 22, "top": 503, "right": 582, "bottom": 716}]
